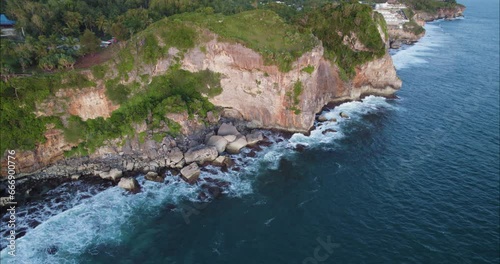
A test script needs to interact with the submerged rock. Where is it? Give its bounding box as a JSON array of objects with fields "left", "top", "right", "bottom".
[
  {"left": 46, "top": 245, "right": 58, "bottom": 255},
  {"left": 295, "top": 144, "right": 307, "bottom": 152},
  {"left": 340, "top": 112, "right": 349, "bottom": 119},
  {"left": 201, "top": 184, "right": 223, "bottom": 199},
  {"left": 322, "top": 129, "right": 337, "bottom": 135},
  {"left": 317, "top": 114, "right": 328, "bottom": 122},
  {"left": 118, "top": 177, "right": 141, "bottom": 193},
  {"left": 181, "top": 163, "right": 201, "bottom": 184}
]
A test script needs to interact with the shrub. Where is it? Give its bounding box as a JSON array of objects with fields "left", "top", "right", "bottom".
[
  {"left": 105, "top": 79, "right": 131, "bottom": 104},
  {"left": 302, "top": 65, "right": 314, "bottom": 74},
  {"left": 91, "top": 65, "right": 107, "bottom": 79}
]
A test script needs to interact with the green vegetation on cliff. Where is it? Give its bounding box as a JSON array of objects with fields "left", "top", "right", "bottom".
[
  {"left": 65, "top": 67, "right": 221, "bottom": 155},
  {"left": 305, "top": 2, "right": 386, "bottom": 78},
  {"left": 0, "top": 72, "right": 94, "bottom": 153}
]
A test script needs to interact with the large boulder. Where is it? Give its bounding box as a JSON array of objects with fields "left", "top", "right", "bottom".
[
  {"left": 184, "top": 146, "right": 218, "bottom": 164},
  {"left": 226, "top": 135, "right": 248, "bottom": 154},
  {"left": 223, "top": 135, "right": 237, "bottom": 142},
  {"left": 118, "top": 177, "right": 141, "bottom": 193},
  {"left": 145, "top": 171, "right": 163, "bottom": 183},
  {"left": 212, "top": 155, "right": 228, "bottom": 166},
  {"left": 206, "top": 135, "right": 229, "bottom": 154},
  {"left": 181, "top": 163, "right": 201, "bottom": 184},
  {"left": 96, "top": 168, "right": 123, "bottom": 181},
  {"left": 217, "top": 123, "right": 239, "bottom": 136},
  {"left": 165, "top": 147, "right": 184, "bottom": 167},
  {"left": 246, "top": 131, "right": 263, "bottom": 146}
]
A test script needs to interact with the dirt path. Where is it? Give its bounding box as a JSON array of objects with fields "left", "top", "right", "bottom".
[{"left": 74, "top": 45, "right": 120, "bottom": 69}]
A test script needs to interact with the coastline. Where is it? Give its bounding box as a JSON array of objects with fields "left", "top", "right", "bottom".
[{"left": 0, "top": 5, "right": 465, "bottom": 209}]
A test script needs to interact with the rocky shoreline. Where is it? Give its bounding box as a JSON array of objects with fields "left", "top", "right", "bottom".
[
  {"left": 0, "top": 111, "right": 295, "bottom": 209},
  {"left": 0, "top": 106, "right": 355, "bottom": 212},
  {"left": 0, "top": 4, "right": 466, "bottom": 209}
]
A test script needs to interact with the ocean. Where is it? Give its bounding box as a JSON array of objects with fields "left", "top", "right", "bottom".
[{"left": 1, "top": 0, "right": 498, "bottom": 263}]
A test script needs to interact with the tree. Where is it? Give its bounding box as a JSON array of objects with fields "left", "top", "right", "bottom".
[
  {"left": 57, "top": 54, "right": 76, "bottom": 70},
  {"left": 110, "top": 22, "right": 129, "bottom": 41},
  {"left": 38, "top": 55, "right": 57, "bottom": 71},
  {"left": 64, "top": 11, "right": 83, "bottom": 35},
  {"left": 80, "top": 29, "right": 100, "bottom": 55},
  {"left": 14, "top": 41, "right": 35, "bottom": 72}
]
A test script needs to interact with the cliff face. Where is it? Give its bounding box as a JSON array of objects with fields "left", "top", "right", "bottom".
[
  {"left": 4, "top": 30, "right": 402, "bottom": 176},
  {"left": 182, "top": 39, "right": 401, "bottom": 133},
  {"left": 388, "top": 28, "right": 425, "bottom": 48}
]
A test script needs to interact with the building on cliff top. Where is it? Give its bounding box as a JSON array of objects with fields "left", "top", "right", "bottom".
[
  {"left": 0, "top": 14, "right": 16, "bottom": 37},
  {"left": 375, "top": 2, "right": 409, "bottom": 28}
]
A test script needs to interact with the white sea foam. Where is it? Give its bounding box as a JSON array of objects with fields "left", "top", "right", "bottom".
[
  {"left": 290, "top": 96, "right": 396, "bottom": 147},
  {"left": 392, "top": 23, "right": 450, "bottom": 70}
]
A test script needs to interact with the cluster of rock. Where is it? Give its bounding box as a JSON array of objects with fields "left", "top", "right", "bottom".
[{"left": 180, "top": 123, "right": 263, "bottom": 184}]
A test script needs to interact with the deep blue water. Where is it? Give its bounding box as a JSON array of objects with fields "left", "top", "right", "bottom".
[{"left": 1, "top": 0, "right": 499, "bottom": 263}]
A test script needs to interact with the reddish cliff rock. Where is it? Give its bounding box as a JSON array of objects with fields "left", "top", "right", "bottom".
[{"left": 182, "top": 40, "right": 401, "bottom": 133}]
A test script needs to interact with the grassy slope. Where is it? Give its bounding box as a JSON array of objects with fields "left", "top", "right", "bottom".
[{"left": 171, "top": 9, "right": 318, "bottom": 72}]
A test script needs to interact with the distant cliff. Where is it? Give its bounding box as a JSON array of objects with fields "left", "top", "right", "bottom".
[
  {"left": 387, "top": 2, "right": 466, "bottom": 48},
  {"left": 416, "top": 4, "right": 466, "bottom": 21}
]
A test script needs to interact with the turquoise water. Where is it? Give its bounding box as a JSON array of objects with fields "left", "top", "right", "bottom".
[{"left": 1, "top": 0, "right": 498, "bottom": 263}]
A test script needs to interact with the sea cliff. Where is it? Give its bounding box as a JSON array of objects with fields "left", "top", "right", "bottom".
[{"left": 2, "top": 3, "right": 402, "bottom": 190}]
